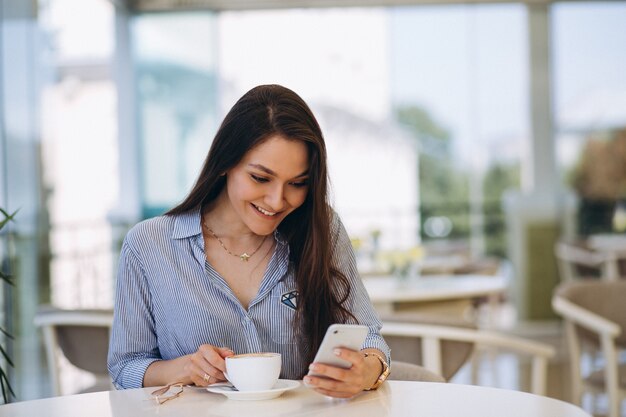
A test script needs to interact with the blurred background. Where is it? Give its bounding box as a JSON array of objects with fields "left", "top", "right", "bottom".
[{"left": 1, "top": 0, "right": 625, "bottom": 404}]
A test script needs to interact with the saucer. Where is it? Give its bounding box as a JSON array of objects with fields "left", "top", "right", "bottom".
[{"left": 206, "top": 379, "right": 300, "bottom": 401}]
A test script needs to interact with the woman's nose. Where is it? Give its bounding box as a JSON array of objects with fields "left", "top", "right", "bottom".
[{"left": 265, "top": 185, "right": 286, "bottom": 211}]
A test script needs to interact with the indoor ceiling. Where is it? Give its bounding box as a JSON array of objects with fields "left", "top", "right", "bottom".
[{"left": 117, "top": 0, "right": 558, "bottom": 12}]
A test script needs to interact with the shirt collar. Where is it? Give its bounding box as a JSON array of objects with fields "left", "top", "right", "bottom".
[
  {"left": 273, "top": 229, "right": 288, "bottom": 246},
  {"left": 171, "top": 207, "right": 202, "bottom": 239}
]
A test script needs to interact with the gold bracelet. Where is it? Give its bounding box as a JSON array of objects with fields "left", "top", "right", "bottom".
[{"left": 363, "top": 352, "right": 390, "bottom": 391}]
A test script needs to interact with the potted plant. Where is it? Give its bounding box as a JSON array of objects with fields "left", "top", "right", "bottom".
[{"left": 0, "top": 207, "right": 17, "bottom": 403}]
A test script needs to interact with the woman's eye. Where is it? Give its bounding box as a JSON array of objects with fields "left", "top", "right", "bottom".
[
  {"left": 290, "top": 180, "right": 308, "bottom": 188},
  {"left": 250, "top": 174, "right": 269, "bottom": 183}
]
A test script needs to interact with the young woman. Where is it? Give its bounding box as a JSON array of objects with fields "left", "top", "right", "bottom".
[{"left": 108, "top": 84, "right": 390, "bottom": 398}]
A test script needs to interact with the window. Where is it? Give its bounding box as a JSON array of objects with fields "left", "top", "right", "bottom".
[
  {"left": 553, "top": 2, "right": 626, "bottom": 234},
  {"left": 133, "top": 12, "right": 218, "bottom": 218},
  {"left": 391, "top": 5, "right": 527, "bottom": 256}
]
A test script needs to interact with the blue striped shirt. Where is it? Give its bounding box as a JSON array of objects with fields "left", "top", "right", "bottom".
[{"left": 107, "top": 208, "right": 390, "bottom": 389}]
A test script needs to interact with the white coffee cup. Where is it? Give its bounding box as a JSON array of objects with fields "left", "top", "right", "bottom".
[{"left": 225, "top": 352, "right": 281, "bottom": 391}]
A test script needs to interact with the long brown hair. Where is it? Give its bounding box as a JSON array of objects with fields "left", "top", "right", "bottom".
[{"left": 167, "top": 84, "right": 355, "bottom": 375}]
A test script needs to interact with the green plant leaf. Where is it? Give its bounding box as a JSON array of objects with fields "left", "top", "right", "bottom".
[
  {"left": 0, "top": 367, "right": 15, "bottom": 403},
  {"left": 0, "top": 207, "right": 18, "bottom": 218},
  {"left": 0, "top": 206, "right": 17, "bottom": 404},
  {"left": 0, "top": 270, "right": 14, "bottom": 286},
  {"left": 0, "top": 344, "right": 14, "bottom": 368},
  {"left": 0, "top": 326, "right": 13, "bottom": 340},
  {"left": 0, "top": 208, "right": 18, "bottom": 230},
  {"left": 0, "top": 376, "right": 7, "bottom": 404}
]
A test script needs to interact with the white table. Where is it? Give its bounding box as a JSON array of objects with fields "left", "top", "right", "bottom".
[
  {"left": 0, "top": 381, "right": 591, "bottom": 417},
  {"left": 363, "top": 274, "right": 508, "bottom": 315}
]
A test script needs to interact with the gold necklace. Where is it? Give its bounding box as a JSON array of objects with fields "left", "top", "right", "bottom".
[{"left": 203, "top": 222, "right": 267, "bottom": 262}]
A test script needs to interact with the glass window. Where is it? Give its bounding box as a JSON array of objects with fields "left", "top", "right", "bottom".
[
  {"left": 133, "top": 12, "right": 218, "bottom": 218},
  {"left": 391, "top": 5, "right": 528, "bottom": 256},
  {"left": 552, "top": 3, "right": 626, "bottom": 235},
  {"left": 37, "top": 0, "right": 118, "bottom": 396},
  {"left": 39, "top": 0, "right": 118, "bottom": 308}
]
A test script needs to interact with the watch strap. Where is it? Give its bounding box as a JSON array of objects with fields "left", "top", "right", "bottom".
[{"left": 363, "top": 352, "right": 390, "bottom": 391}]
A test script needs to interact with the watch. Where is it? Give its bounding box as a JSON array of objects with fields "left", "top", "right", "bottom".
[{"left": 363, "top": 352, "right": 390, "bottom": 390}]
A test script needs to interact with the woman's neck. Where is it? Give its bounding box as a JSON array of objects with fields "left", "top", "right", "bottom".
[{"left": 202, "top": 191, "right": 256, "bottom": 239}]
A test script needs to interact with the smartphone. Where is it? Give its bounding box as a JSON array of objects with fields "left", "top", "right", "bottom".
[{"left": 308, "top": 324, "right": 368, "bottom": 377}]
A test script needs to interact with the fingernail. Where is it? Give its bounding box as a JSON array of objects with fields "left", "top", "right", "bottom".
[
  {"left": 333, "top": 348, "right": 341, "bottom": 356},
  {"left": 304, "top": 376, "right": 314, "bottom": 385},
  {"left": 309, "top": 363, "right": 318, "bottom": 371}
]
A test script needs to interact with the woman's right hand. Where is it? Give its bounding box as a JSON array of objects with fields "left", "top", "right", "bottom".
[{"left": 185, "top": 345, "right": 235, "bottom": 386}]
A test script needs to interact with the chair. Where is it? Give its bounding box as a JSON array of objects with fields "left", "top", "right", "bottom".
[
  {"left": 380, "top": 312, "right": 476, "bottom": 381},
  {"left": 381, "top": 319, "right": 555, "bottom": 395},
  {"left": 555, "top": 240, "right": 621, "bottom": 282},
  {"left": 552, "top": 281, "right": 626, "bottom": 417},
  {"left": 34, "top": 306, "right": 114, "bottom": 396},
  {"left": 389, "top": 361, "right": 445, "bottom": 383}
]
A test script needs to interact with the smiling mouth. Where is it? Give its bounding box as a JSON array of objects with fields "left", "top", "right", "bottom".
[{"left": 252, "top": 203, "right": 278, "bottom": 217}]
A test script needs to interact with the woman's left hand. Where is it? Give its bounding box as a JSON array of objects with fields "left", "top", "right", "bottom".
[{"left": 303, "top": 348, "right": 379, "bottom": 398}]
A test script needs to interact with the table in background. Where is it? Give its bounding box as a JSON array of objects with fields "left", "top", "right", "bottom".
[
  {"left": 362, "top": 274, "right": 508, "bottom": 318},
  {"left": 0, "top": 381, "right": 591, "bottom": 417}
]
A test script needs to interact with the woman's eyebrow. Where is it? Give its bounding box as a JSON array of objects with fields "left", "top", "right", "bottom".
[
  {"left": 248, "top": 163, "right": 309, "bottom": 178},
  {"left": 248, "top": 163, "right": 275, "bottom": 175}
]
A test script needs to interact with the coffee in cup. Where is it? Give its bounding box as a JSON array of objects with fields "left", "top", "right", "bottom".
[{"left": 225, "top": 353, "right": 281, "bottom": 391}]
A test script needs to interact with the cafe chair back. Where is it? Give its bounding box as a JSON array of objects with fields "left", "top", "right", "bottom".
[
  {"left": 552, "top": 280, "right": 626, "bottom": 417},
  {"left": 380, "top": 312, "right": 476, "bottom": 381},
  {"left": 381, "top": 319, "right": 554, "bottom": 396},
  {"left": 555, "top": 241, "right": 621, "bottom": 282},
  {"left": 34, "top": 305, "right": 114, "bottom": 396},
  {"left": 389, "top": 361, "right": 445, "bottom": 383}
]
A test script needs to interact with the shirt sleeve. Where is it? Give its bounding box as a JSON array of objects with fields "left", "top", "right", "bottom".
[
  {"left": 330, "top": 214, "right": 391, "bottom": 364},
  {"left": 107, "top": 234, "right": 161, "bottom": 389}
]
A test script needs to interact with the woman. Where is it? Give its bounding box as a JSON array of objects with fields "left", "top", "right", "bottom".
[{"left": 108, "top": 84, "right": 390, "bottom": 398}]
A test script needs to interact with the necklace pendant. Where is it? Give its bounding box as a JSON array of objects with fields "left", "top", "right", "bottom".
[{"left": 240, "top": 253, "right": 251, "bottom": 262}]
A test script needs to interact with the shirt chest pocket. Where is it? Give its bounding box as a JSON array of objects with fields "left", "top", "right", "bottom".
[{"left": 266, "top": 290, "right": 299, "bottom": 345}]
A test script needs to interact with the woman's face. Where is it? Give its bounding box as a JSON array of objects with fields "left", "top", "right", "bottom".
[{"left": 224, "top": 135, "right": 310, "bottom": 236}]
